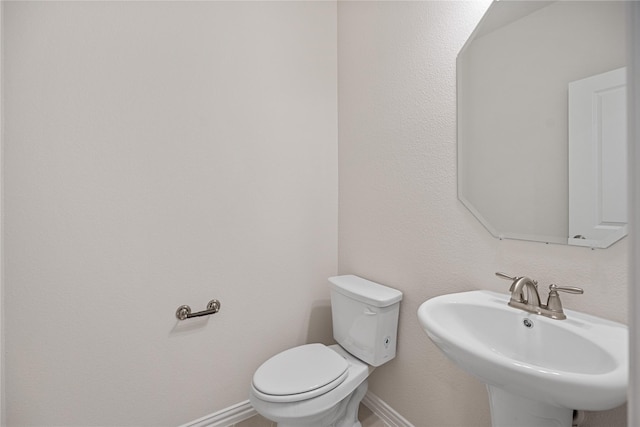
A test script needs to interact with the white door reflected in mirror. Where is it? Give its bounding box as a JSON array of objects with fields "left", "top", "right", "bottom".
[{"left": 568, "top": 67, "right": 627, "bottom": 248}]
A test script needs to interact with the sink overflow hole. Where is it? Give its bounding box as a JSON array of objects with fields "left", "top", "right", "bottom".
[{"left": 523, "top": 319, "right": 534, "bottom": 328}]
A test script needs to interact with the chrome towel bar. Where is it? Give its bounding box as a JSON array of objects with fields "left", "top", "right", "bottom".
[{"left": 176, "top": 299, "right": 221, "bottom": 320}]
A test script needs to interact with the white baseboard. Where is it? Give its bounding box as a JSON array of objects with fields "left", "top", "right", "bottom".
[
  {"left": 179, "top": 391, "right": 412, "bottom": 427},
  {"left": 178, "top": 400, "right": 256, "bottom": 427},
  {"left": 362, "top": 391, "right": 415, "bottom": 427}
]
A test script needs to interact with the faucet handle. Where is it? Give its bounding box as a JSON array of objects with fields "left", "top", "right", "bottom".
[
  {"left": 545, "top": 284, "right": 584, "bottom": 319},
  {"left": 549, "top": 284, "right": 584, "bottom": 294},
  {"left": 495, "top": 272, "right": 519, "bottom": 292},
  {"left": 495, "top": 272, "right": 538, "bottom": 292},
  {"left": 495, "top": 272, "right": 517, "bottom": 281}
]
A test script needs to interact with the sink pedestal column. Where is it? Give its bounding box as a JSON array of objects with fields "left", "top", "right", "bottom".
[{"left": 487, "top": 386, "right": 573, "bottom": 427}]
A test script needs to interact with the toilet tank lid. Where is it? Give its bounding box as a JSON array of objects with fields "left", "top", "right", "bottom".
[{"left": 329, "top": 275, "right": 403, "bottom": 307}]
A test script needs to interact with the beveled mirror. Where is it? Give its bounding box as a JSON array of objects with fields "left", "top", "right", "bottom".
[{"left": 457, "top": 0, "right": 627, "bottom": 248}]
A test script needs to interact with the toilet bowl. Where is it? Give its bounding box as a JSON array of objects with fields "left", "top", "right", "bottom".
[
  {"left": 250, "top": 344, "right": 372, "bottom": 427},
  {"left": 249, "top": 275, "right": 403, "bottom": 427}
]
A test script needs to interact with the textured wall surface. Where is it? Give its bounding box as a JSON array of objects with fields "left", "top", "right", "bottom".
[
  {"left": 3, "top": 2, "right": 337, "bottom": 425},
  {"left": 337, "top": 2, "right": 628, "bottom": 426}
]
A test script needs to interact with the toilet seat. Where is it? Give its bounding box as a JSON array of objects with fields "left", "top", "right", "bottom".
[{"left": 252, "top": 343, "right": 349, "bottom": 403}]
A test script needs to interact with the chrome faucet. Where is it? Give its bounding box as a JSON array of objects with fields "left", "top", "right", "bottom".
[
  {"left": 495, "top": 272, "right": 584, "bottom": 320},
  {"left": 495, "top": 272, "right": 541, "bottom": 312}
]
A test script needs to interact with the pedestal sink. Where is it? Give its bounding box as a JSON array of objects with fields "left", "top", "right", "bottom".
[{"left": 417, "top": 290, "right": 628, "bottom": 427}]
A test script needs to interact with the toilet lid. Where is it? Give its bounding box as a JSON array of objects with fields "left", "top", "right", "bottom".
[{"left": 252, "top": 343, "right": 349, "bottom": 402}]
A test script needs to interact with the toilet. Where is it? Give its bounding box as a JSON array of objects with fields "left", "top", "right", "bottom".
[{"left": 249, "top": 275, "right": 403, "bottom": 427}]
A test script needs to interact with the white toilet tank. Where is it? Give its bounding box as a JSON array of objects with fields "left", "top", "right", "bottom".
[{"left": 329, "top": 275, "right": 403, "bottom": 367}]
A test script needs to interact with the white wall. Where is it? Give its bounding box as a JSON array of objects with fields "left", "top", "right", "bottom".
[
  {"left": 338, "top": 2, "right": 627, "bottom": 426},
  {"left": 3, "top": 2, "right": 337, "bottom": 426}
]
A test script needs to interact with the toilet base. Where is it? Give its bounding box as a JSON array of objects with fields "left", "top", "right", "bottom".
[{"left": 276, "top": 380, "right": 368, "bottom": 427}]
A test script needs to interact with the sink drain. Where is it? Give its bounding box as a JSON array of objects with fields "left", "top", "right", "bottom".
[{"left": 523, "top": 318, "right": 534, "bottom": 328}]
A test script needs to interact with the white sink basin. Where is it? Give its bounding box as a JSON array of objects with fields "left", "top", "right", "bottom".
[{"left": 417, "top": 290, "right": 628, "bottom": 426}]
